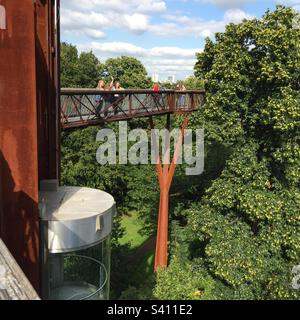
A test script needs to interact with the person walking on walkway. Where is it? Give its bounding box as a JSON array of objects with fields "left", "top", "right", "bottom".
[
  {"left": 95, "top": 79, "right": 105, "bottom": 115},
  {"left": 111, "top": 80, "right": 124, "bottom": 115},
  {"left": 176, "top": 83, "right": 186, "bottom": 108}
]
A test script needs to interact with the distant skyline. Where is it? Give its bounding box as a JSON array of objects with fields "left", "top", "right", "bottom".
[{"left": 61, "top": 1, "right": 297, "bottom": 80}]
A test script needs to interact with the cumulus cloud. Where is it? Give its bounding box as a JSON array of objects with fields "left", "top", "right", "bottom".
[
  {"left": 60, "top": 0, "right": 255, "bottom": 78},
  {"left": 277, "top": 0, "right": 299, "bottom": 3},
  {"left": 123, "top": 14, "right": 149, "bottom": 33},
  {"left": 78, "top": 42, "right": 202, "bottom": 58},
  {"left": 77, "top": 41, "right": 202, "bottom": 79},
  {"left": 150, "top": 9, "right": 254, "bottom": 38},
  {"left": 196, "top": 0, "right": 257, "bottom": 8},
  {"left": 83, "top": 29, "right": 106, "bottom": 39},
  {"left": 61, "top": 1, "right": 254, "bottom": 39},
  {"left": 61, "top": 0, "right": 167, "bottom": 14},
  {"left": 224, "top": 9, "right": 255, "bottom": 23}
]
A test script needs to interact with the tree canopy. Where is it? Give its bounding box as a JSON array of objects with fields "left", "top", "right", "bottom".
[
  {"left": 181, "top": 76, "right": 204, "bottom": 90},
  {"left": 61, "top": 44, "right": 153, "bottom": 89},
  {"left": 155, "top": 5, "right": 300, "bottom": 300},
  {"left": 99, "top": 56, "right": 153, "bottom": 89},
  {"left": 60, "top": 42, "right": 101, "bottom": 88}
]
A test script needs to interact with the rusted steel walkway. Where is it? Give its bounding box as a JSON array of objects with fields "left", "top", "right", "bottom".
[{"left": 61, "top": 89, "right": 205, "bottom": 129}]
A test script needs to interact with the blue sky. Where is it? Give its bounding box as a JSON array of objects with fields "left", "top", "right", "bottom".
[{"left": 60, "top": 1, "right": 296, "bottom": 81}]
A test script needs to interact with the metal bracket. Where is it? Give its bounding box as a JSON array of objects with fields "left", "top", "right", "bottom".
[{"left": 96, "top": 215, "right": 103, "bottom": 232}]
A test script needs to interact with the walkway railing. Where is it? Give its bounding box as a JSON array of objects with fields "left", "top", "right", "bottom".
[{"left": 60, "top": 89, "right": 205, "bottom": 129}]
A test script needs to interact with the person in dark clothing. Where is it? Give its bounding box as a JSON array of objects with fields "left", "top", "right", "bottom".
[{"left": 95, "top": 79, "right": 105, "bottom": 115}]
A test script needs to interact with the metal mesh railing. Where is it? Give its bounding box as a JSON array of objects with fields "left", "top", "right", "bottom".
[{"left": 60, "top": 89, "right": 205, "bottom": 129}]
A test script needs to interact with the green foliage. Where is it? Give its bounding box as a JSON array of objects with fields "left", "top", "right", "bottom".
[
  {"left": 187, "top": 142, "right": 300, "bottom": 299},
  {"left": 181, "top": 76, "right": 204, "bottom": 90},
  {"left": 60, "top": 43, "right": 80, "bottom": 88},
  {"left": 156, "top": 5, "right": 300, "bottom": 300},
  {"left": 99, "top": 56, "right": 153, "bottom": 89},
  {"left": 61, "top": 45, "right": 153, "bottom": 89},
  {"left": 154, "top": 254, "right": 216, "bottom": 300},
  {"left": 119, "top": 286, "right": 152, "bottom": 300},
  {"left": 61, "top": 42, "right": 100, "bottom": 88},
  {"left": 118, "top": 212, "right": 149, "bottom": 248},
  {"left": 77, "top": 51, "right": 101, "bottom": 88}
]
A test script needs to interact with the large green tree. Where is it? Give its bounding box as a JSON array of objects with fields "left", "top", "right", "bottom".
[
  {"left": 181, "top": 76, "right": 204, "bottom": 90},
  {"left": 155, "top": 5, "right": 300, "bottom": 300},
  {"left": 99, "top": 56, "right": 153, "bottom": 89},
  {"left": 60, "top": 42, "right": 101, "bottom": 88},
  {"left": 60, "top": 42, "right": 80, "bottom": 88}
]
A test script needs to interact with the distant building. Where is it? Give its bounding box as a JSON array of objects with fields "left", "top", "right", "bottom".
[
  {"left": 167, "top": 75, "right": 176, "bottom": 84},
  {"left": 152, "top": 73, "right": 159, "bottom": 82}
]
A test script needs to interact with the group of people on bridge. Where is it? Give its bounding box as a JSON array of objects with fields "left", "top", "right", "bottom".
[
  {"left": 94, "top": 77, "right": 188, "bottom": 116},
  {"left": 152, "top": 83, "right": 186, "bottom": 91},
  {"left": 95, "top": 77, "right": 124, "bottom": 114}
]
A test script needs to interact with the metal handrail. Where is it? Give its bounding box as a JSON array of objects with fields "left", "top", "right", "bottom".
[{"left": 60, "top": 89, "right": 206, "bottom": 129}]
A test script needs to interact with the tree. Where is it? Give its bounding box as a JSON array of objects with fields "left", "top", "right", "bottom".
[
  {"left": 60, "top": 42, "right": 80, "bottom": 88},
  {"left": 181, "top": 76, "right": 204, "bottom": 90},
  {"left": 99, "top": 56, "right": 153, "bottom": 89},
  {"left": 77, "top": 51, "right": 101, "bottom": 88},
  {"left": 156, "top": 5, "right": 300, "bottom": 300},
  {"left": 154, "top": 249, "right": 216, "bottom": 300},
  {"left": 60, "top": 42, "right": 101, "bottom": 88}
]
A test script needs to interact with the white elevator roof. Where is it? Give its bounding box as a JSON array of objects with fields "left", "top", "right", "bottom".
[{"left": 39, "top": 186, "right": 115, "bottom": 221}]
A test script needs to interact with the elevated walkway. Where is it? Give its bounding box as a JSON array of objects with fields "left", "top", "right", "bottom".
[{"left": 61, "top": 89, "right": 205, "bottom": 129}]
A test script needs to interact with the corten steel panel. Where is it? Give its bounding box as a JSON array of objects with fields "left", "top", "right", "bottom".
[
  {"left": 35, "top": 0, "right": 59, "bottom": 182},
  {"left": 0, "top": 0, "right": 40, "bottom": 291}
]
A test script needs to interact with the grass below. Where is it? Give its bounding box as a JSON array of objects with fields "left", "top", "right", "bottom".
[
  {"left": 119, "top": 211, "right": 149, "bottom": 249},
  {"left": 117, "top": 212, "right": 156, "bottom": 298}
]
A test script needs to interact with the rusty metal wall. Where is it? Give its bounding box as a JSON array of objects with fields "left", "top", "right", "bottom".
[
  {"left": 0, "top": 0, "right": 60, "bottom": 294},
  {"left": 35, "top": 0, "right": 59, "bottom": 182},
  {"left": 0, "top": 0, "right": 40, "bottom": 291}
]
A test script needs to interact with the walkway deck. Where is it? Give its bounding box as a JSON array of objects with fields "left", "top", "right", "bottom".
[{"left": 61, "top": 89, "right": 205, "bottom": 129}]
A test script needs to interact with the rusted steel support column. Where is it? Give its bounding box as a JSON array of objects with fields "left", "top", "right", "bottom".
[
  {"left": 0, "top": 0, "right": 40, "bottom": 291},
  {"left": 150, "top": 115, "right": 190, "bottom": 271},
  {"left": 35, "top": 0, "right": 60, "bottom": 181}
]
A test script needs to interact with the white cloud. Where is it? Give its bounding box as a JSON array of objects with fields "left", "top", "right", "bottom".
[
  {"left": 224, "top": 9, "right": 255, "bottom": 23},
  {"left": 61, "top": 9, "right": 109, "bottom": 30},
  {"left": 77, "top": 41, "right": 202, "bottom": 79},
  {"left": 83, "top": 29, "right": 106, "bottom": 39},
  {"left": 148, "top": 9, "right": 254, "bottom": 38},
  {"left": 61, "top": 1, "right": 254, "bottom": 39},
  {"left": 61, "top": 0, "right": 167, "bottom": 37},
  {"left": 196, "top": 0, "right": 257, "bottom": 8},
  {"left": 136, "top": 1, "right": 167, "bottom": 13},
  {"left": 78, "top": 42, "right": 202, "bottom": 59},
  {"left": 123, "top": 14, "right": 149, "bottom": 33},
  {"left": 61, "top": 0, "right": 167, "bottom": 14},
  {"left": 60, "top": 0, "right": 255, "bottom": 79},
  {"left": 277, "top": 0, "right": 299, "bottom": 3}
]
